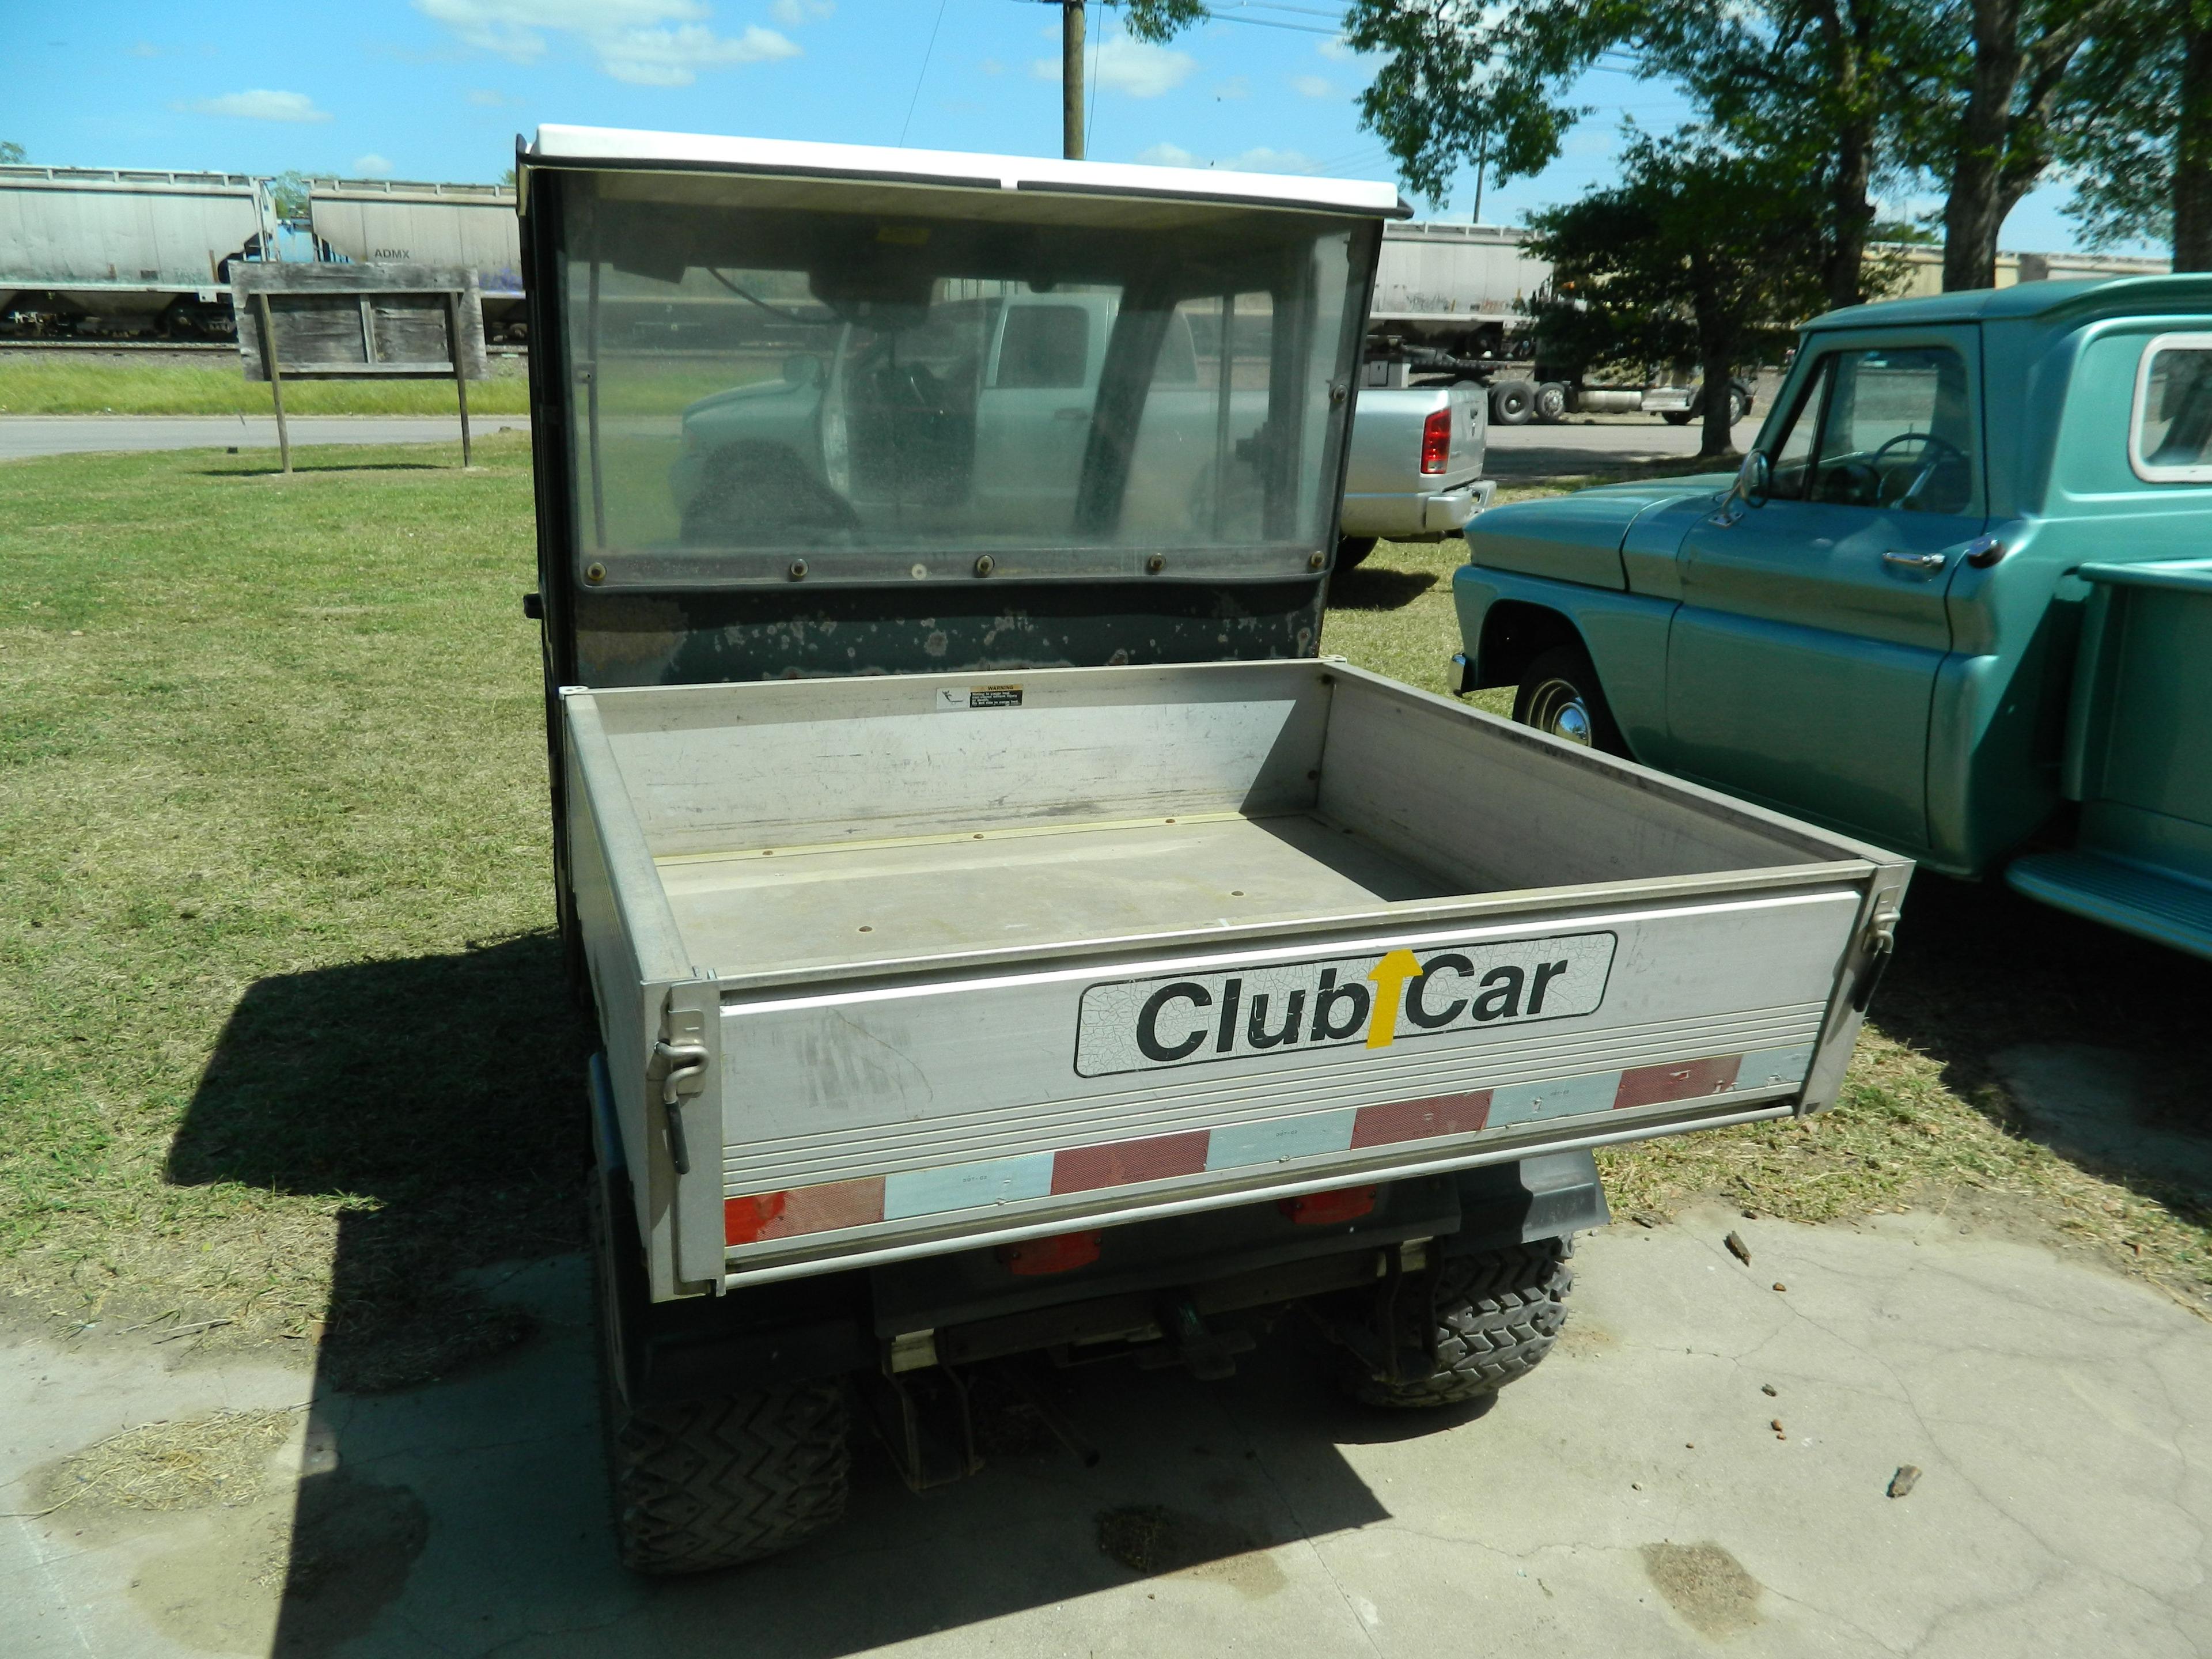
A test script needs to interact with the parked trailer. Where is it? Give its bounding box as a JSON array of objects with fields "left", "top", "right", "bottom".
[
  {"left": 0, "top": 165, "right": 266, "bottom": 338},
  {"left": 308, "top": 177, "right": 527, "bottom": 340},
  {"left": 1359, "top": 223, "right": 1746, "bottom": 427}
]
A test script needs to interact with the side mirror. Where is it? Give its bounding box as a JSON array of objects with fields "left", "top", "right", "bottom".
[{"left": 1737, "top": 449, "right": 1771, "bottom": 507}]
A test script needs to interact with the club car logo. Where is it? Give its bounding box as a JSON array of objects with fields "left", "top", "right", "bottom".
[{"left": 1074, "top": 932, "right": 1616, "bottom": 1077}]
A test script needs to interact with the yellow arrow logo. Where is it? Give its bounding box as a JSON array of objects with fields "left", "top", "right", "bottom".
[{"left": 1365, "top": 949, "right": 1423, "bottom": 1048}]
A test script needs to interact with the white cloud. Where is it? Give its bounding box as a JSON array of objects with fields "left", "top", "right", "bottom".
[
  {"left": 414, "top": 0, "right": 800, "bottom": 86},
  {"left": 1212, "top": 75, "right": 1248, "bottom": 100},
  {"left": 352, "top": 153, "right": 395, "bottom": 176},
  {"left": 1036, "top": 33, "right": 1195, "bottom": 99},
  {"left": 1225, "top": 147, "right": 1316, "bottom": 174},
  {"left": 1134, "top": 143, "right": 1317, "bottom": 175},
  {"left": 979, "top": 56, "right": 1005, "bottom": 75},
  {"left": 183, "top": 89, "right": 332, "bottom": 122},
  {"left": 466, "top": 86, "right": 512, "bottom": 105},
  {"left": 1319, "top": 36, "right": 1358, "bottom": 61},
  {"left": 1096, "top": 36, "right": 1196, "bottom": 98},
  {"left": 1292, "top": 74, "right": 1332, "bottom": 99},
  {"left": 770, "top": 0, "right": 832, "bottom": 21},
  {"left": 128, "top": 40, "right": 160, "bottom": 58}
]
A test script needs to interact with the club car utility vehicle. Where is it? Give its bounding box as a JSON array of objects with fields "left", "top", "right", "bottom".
[{"left": 517, "top": 125, "right": 1909, "bottom": 1575}]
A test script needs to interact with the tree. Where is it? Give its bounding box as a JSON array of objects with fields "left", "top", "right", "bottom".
[
  {"left": 0, "top": 141, "right": 24, "bottom": 164},
  {"left": 1342, "top": 0, "right": 1937, "bottom": 314},
  {"left": 266, "top": 171, "right": 310, "bottom": 223},
  {"left": 2052, "top": 0, "right": 2212, "bottom": 268},
  {"left": 1527, "top": 132, "right": 1830, "bottom": 455},
  {"left": 1893, "top": 0, "right": 2134, "bottom": 289}
]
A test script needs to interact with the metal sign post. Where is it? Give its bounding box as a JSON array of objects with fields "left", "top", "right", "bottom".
[{"left": 232, "top": 262, "right": 488, "bottom": 468}]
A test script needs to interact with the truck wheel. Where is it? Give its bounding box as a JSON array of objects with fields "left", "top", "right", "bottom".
[
  {"left": 1339, "top": 1241, "right": 1574, "bottom": 1408},
  {"left": 1490, "top": 381, "right": 1535, "bottom": 426},
  {"left": 1662, "top": 410, "right": 1695, "bottom": 426},
  {"left": 1728, "top": 384, "right": 1753, "bottom": 426},
  {"left": 1533, "top": 381, "right": 1569, "bottom": 423},
  {"left": 607, "top": 1382, "right": 851, "bottom": 1575},
  {"left": 1513, "top": 643, "right": 1627, "bottom": 756},
  {"left": 590, "top": 1183, "right": 850, "bottom": 1575},
  {"left": 1337, "top": 535, "right": 1377, "bottom": 570}
]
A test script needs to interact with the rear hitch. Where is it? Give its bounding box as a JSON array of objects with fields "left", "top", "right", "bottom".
[{"left": 1142, "top": 1295, "right": 1252, "bottom": 1382}]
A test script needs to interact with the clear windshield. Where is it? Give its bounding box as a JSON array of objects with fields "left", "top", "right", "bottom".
[{"left": 555, "top": 177, "right": 1366, "bottom": 587}]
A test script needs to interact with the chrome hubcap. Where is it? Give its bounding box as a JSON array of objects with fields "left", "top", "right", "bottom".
[{"left": 1524, "top": 678, "right": 1594, "bottom": 745}]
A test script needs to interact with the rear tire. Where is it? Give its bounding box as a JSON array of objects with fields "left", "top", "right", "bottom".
[
  {"left": 1339, "top": 1241, "right": 1574, "bottom": 1408},
  {"left": 1512, "top": 642, "right": 1627, "bottom": 756},
  {"left": 590, "top": 1181, "right": 851, "bottom": 1575},
  {"left": 1533, "top": 381, "right": 1569, "bottom": 423},
  {"left": 1490, "top": 381, "right": 1535, "bottom": 426},
  {"left": 607, "top": 1381, "right": 851, "bottom": 1575},
  {"left": 1336, "top": 535, "right": 1377, "bottom": 570}
]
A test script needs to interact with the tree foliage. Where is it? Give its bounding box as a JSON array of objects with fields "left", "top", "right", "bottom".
[
  {"left": 2052, "top": 0, "right": 2212, "bottom": 267},
  {"left": 1526, "top": 132, "right": 1831, "bottom": 454},
  {"left": 266, "top": 171, "right": 310, "bottom": 223},
  {"left": 1344, "top": 0, "right": 1934, "bottom": 311},
  {"left": 0, "top": 141, "right": 24, "bottom": 165}
]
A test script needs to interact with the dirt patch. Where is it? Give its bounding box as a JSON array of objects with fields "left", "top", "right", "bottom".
[
  {"left": 32, "top": 1405, "right": 301, "bottom": 1517},
  {"left": 24, "top": 1406, "right": 427, "bottom": 1658},
  {"left": 1096, "top": 1503, "right": 1289, "bottom": 1598},
  {"left": 1642, "top": 1540, "right": 1762, "bottom": 1638}
]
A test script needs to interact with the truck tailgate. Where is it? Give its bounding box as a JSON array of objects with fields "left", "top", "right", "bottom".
[{"left": 715, "top": 886, "right": 1854, "bottom": 1277}]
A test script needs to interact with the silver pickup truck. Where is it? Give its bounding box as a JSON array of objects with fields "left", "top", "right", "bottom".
[
  {"left": 518, "top": 123, "right": 1906, "bottom": 1577},
  {"left": 1339, "top": 380, "right": 1491, "bottom": 565},
  {"left": 670, "top": 290, "right": 1488, "bottom": 573}
]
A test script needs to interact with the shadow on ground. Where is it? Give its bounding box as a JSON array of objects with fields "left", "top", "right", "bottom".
[
  {"left": 165, "top": 940, "right": 1400, "bottom": 1656},
  {"left": 1875, "top": 872, "right": 2212, "bottom": 1199},
  {"left": 1328, "top": 565, "right": 1435, "bottom": 611}
]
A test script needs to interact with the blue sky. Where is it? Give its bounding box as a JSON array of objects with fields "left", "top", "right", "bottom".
[{"left": 7, "top": 0, "right": 2112, "bottom": 252}]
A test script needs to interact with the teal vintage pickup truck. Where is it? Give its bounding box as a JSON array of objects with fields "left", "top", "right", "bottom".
[{"left": 1449, "top": 275, "right": 2212, "bottom": 960}]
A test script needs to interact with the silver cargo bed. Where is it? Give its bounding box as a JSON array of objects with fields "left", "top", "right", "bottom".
[{"left": 565, "top": 660, "right": 1907, "bottom": 1298}]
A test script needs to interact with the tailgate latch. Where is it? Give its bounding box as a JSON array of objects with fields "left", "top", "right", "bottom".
[
  {"left": 1850, "top": 898, "right": 1903, "bottom": 1014},
  {"left": 649, "top": 1032, "right": 710, "bottom": 1176}
]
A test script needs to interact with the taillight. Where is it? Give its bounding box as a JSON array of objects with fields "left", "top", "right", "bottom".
[
  {"left": 1279, "top": 1186, "right": 1377, "bottom": 1225},
  {"left": 1419, "top": 407, "right": 1450, "bottom": 474},
  {"left": 998, "top": 1230, "right": 1102, "bottom": 1275}
]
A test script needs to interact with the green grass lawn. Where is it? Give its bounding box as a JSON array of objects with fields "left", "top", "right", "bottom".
[
  {"left": 3, "top": 440, "right": 2206, "bottom": 1385},
  {"left": 0, "top": 352, "right": 533, "bottom": 416}
]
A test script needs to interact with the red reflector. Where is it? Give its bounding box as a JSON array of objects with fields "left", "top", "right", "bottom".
[
  {"left": 998, "top": 1230, "right": 1103, "bottom": 1276},
  {"left": 1279, "top": 1186, "right": 1377, "bottom": 1225},
  {"left": 1419, "top": 407, "right": 1450, "bottom": 474}
]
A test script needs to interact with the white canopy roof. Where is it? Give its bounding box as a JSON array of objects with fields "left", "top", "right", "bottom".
[{"left": 525, "top": 125, "right": 1409, "bottom": 219}]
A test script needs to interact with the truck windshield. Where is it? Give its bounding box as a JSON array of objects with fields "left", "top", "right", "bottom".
[{"left": 552, "top": 176, "right": 1366, "bottom": 588}]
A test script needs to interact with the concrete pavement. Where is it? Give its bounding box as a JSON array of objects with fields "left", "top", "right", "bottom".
[
  {"left": 7, "top": 1196, "right": 2207, "bottom": 1658},
  {"left": 0, "top": 415, "right": 528, "bottom": 460}
]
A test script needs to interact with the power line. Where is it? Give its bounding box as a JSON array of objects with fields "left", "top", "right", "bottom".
[{"left": 900, "top": 0, "right": 953, "bottom": 146}]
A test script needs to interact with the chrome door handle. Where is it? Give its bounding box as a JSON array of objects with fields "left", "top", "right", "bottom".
[{"left": 1883, "top": 549, "right": 1948, "bottom": 571}]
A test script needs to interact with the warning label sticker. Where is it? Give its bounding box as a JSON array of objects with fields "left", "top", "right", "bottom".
[{"left": 936, "top": 684, "right": 1024, "bottom": 711}]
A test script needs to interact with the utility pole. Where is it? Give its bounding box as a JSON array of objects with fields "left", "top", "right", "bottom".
[{"left": 1062, "top": 1, "right": 1085, "bottom": 160}]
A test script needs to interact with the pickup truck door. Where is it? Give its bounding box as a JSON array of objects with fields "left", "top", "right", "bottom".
[
  {"left": 971, "top": 298, "right": 1104, "bottom": 530},
  {"left": 1666, "top": 333, "right": 1985, "bottom": 854}
]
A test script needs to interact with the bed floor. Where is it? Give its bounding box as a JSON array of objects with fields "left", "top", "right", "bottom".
[{"left": 654, "top": 809, "right": 1464, "bottom": 978}]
